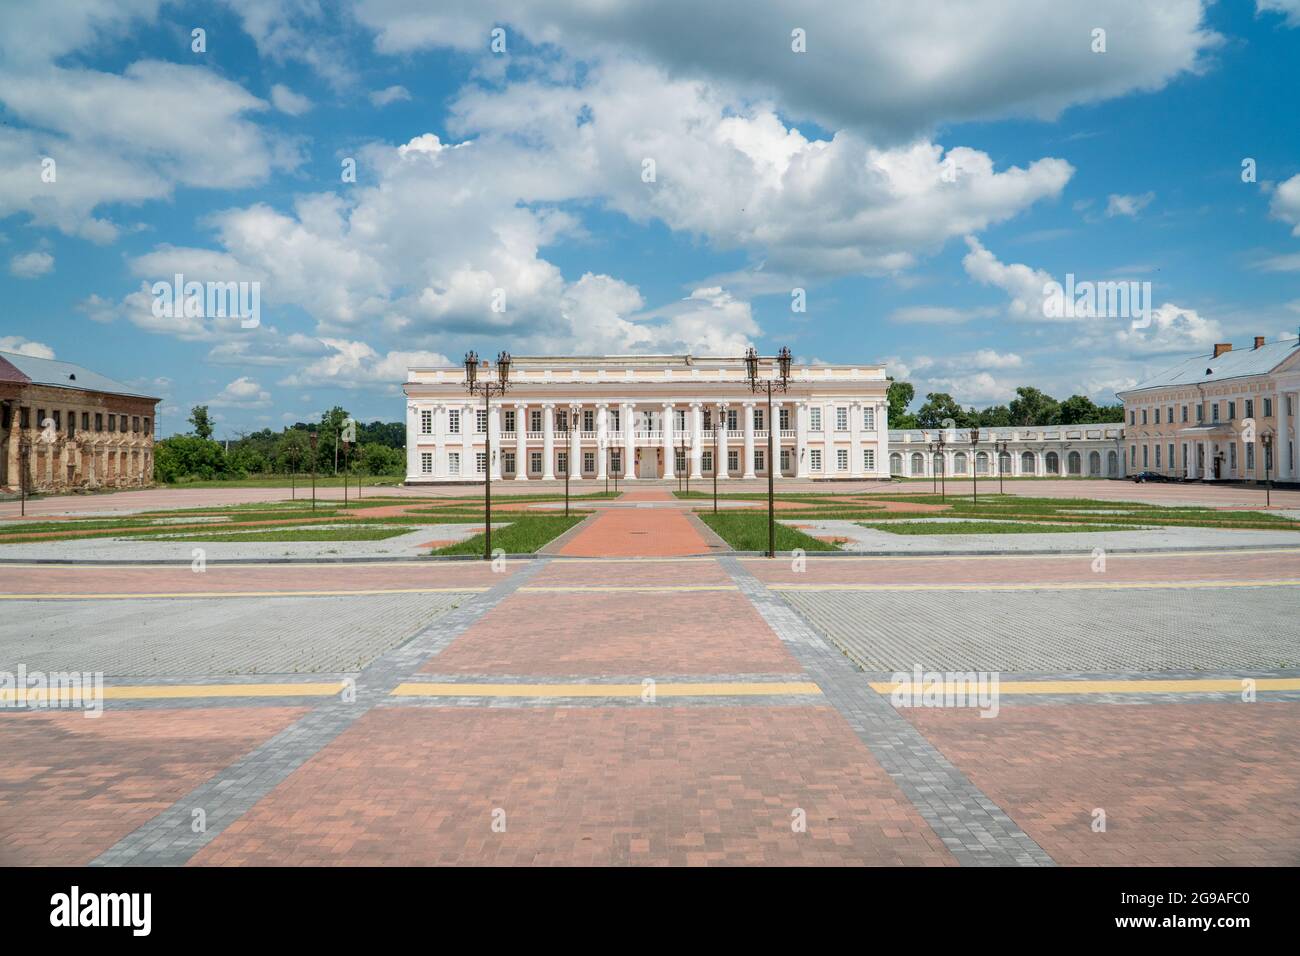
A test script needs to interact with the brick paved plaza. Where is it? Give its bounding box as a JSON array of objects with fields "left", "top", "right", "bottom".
[{"left": 1, "top": 487, "right": 1297, "bottom": 866}]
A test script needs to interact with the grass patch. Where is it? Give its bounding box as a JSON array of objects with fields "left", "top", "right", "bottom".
[
  {"left": 432, "top": 515, "right": 585, "bottom": 555},
  {"left": 857, "top": 521, "right": 1138, "bottom": 535},
  {"left": 162, "top": 527, "right": 414, "bottom": 543},
  {"left": 698, "top": 512, "right": 840, "bottom": 552}
]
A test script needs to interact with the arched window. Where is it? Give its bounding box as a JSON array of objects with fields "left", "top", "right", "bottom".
[
  {"left": 1088, "top": 451, "right": 1101, "bottom": 476},
  {"left": 998, "top": 452, "right": 1012, "bottom": 475},
  {"left": 953, "top": 452, "right": 968, "bottom": 474},
  {"left": 1045, "top": 451, "right": 1060, "bottom": 474},
  {"left": 1068, "top": 451, "right": 1082, "bottom": 475},
  {"left": 933, "top": 453, "right": 945, "bottom": 475},
  {"left": 890, "top": 453, "right": 903, "bottom": 475},
  {"left": 1021, "top": 451, "right": 1036, "bottom": 474},
  {"left": 910, "top": 452, "right": 925, "bottom": 476},
  {"left": 1107, "top": 450, "right": 1118, "bottom": 477},
  {"left": 975, "top": 452, "right": 990, "bottom": 475}
]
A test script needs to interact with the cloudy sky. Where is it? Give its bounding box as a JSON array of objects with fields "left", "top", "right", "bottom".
[{"left": 2, "top": 0, "right": 1299, "bottom": 436}]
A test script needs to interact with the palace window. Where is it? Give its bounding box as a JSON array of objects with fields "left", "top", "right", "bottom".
[
  {"left": 1153, "top": 408, "right": 1160, "bottom": 424},
  {"left": 703, "top": 409, "right": 712, "bottom": 430},
  {"left": 726, "top": 409, "right": 738, "bottom": 430},
  {"left": 448, "top": 409, "right": 461, "bottom": 434},
  {"left": 476, "top": 452, "right": 487, "bottom": 474},
  {"left": 504, "top": 452, "right": 515, "bottom": 474},
  {"left": 674, "top": 409, "right": 686, "bottom": 431},
  {"left": 1228, "top": 401, "right": 1236, "bottom": 420},
  {"left": 810, "top": 448, "right": 822, "bottom": 471},
  {"left": 448, "top": 452, "right": 461, "bottom": 476},
  {"left": 677, "top": 450, "right": 688, "bottom": 472},
  {"left": 584, "top": 451, "right": 595, "bottom": 473},
  {"left": 836, "top": 407, "right": 848, "bottom": 432},
  {"left": 557, "top": 451, "right": 568, "bottom": 475},
  {"left": 837, "top": 448, "right": 848, "bottom": 471},
  {"left": 702, "top": 451, "right": 713, "bottom": 472},
  {"left": 1212, "top": 403, "right": 1219, "bottom": 423},
  {"left": 1245, "top": 400, "right": 1253, "bottom": 420},
  {"left": 504, "top": 410, "right": 515, "bottom": 432},
  {"left": 863, "top": 448, "right": 875, "bottom": 471},
  {"left": 779, "top": 408, "right": 790, "bottom": 430},
  {"left": 421, "top": 453, "right": 432, "bottom": 474},
  {"left": 557, "top": 410, "right": 569, "bottom": 432},
  {"left": 584, "top": 409, "right": 596, "bottom": 431},
  {"left": 781, "top": 449, "right": 791, "bottom": 472},
  {"left": 1154, "top": 444, "right": 1161, "bottom": 467},
  {"left": 530, "top": 451, "right": 542, "bottom": 474},
  {"left": 531, "top": 409, "right": 542, "bottom": 432},
  {"left": 754, "top": 450, "right": 764, "bottom": 472},
  {"left": 421, "top": 409, "right": 433, "bottom": 434},
  {"left": 476, "top": 409, "right": 488, "bottom": 433},
  {"left": 95, "top": 413, "right": 103, "bottom": 431},
  {"left": 611, "top": 451, "right": 621, "bottom": 473},
  {"left": 1196, "top": 405, "right": 1204, "bottom": 423},
  {"left": 863, "top": 406, "right": 874, "bottom": 430},
  {"left": 1181, "top": 405, "right": 1188, "bottom": 422},
  {"left": 727, "top": 450, "right": 739, "bottom": 473},
  {"left": 753, "top": 408, "right": 764, "bottom": 430},
  {"left": 610, "top": 410, "right": 620, "bottom": 432},
  {"left": 81, "top": 412, "right": 90, "bottom": 431},
  {"left": 810, "top": 407, "right": 822, "bottom": 431},
  {"left": 1246, "top": 444, "right": 1255, "bottom": 471},
  {"left": 1264, "top": 398, "right": 1273, "bottom": 417}
]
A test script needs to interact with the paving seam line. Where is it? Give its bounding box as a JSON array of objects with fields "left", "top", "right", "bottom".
[
  {"left": 718, "top": 555, "right": 1056, "bottom": 868},
  {"left": 89, "top": 557, "right": 551, "bottom": 867}
]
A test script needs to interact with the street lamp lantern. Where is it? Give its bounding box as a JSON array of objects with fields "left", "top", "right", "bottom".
[
  {"left": 463, "top": 350, "right": 479, "bottom": 387},
  {"left": 744, "top": 346, "right": 760, "bottom": 385},
  {"left": 777, "top": 345, "right": 792, "bottom": 382},
  {"left": 496, "top": 350, "right": 511, "bottom": 387}
]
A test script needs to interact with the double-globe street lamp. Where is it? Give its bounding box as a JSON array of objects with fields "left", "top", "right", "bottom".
[
  {"left": 968, "top": 426, "right": 981, "bottom": 506},
  {"left": 744, "top": 345, "right": 793, "bottom": 558},
  {"left": 463, "top": 350, "right": 512, "bottom": 559},
  {"left": 928, "top": 431, "right": 947, "bottom": 501}
]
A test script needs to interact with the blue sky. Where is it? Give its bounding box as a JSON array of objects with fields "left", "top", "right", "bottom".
[{"left": 2, "top": 0, "right": 1298, "bottom": 437}]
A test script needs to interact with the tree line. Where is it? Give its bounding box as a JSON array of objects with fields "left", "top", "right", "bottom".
[
  {"left": 887, "top": 381, "right": 1124, "bottom": 430},
  {"left": 152, "top": 405, "right": 407, "bottom": 482}
]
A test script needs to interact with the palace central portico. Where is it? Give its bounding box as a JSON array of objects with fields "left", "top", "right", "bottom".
[{"left": 404, "top": 354, "right": 891, "bottom": 483}]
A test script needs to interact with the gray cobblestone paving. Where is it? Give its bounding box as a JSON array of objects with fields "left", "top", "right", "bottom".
[
  {"left": 720, "top": 556, "right": 1055, "bottom": 867},
  {"left": 89, "top": 560, "right": 550, "bottom": 867},
  {"left": 0, "top": 593, "right": 471, "bottom": 676},
  {"left": 782, "top": 587, "right": 1300, "bottom": 672}
]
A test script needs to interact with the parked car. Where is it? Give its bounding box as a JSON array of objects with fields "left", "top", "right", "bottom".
[{"left": 1131, "top": 471, "right": 1172, "bottom": 483}]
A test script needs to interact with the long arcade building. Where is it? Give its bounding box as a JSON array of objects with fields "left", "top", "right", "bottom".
[{"left": 403, "top": 354, "right": 892, "bottom": 482}]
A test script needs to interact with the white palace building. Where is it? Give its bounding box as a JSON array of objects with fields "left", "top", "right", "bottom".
[{"left": 403, "top": 354, "right": 891, "bottom": 482}]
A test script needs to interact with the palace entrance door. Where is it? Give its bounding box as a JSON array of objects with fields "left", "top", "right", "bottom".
[{"left": 637, "top": 448, "right": 660, "bottom": 478}]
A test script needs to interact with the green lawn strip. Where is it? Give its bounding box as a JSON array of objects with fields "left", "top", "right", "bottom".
[
  {"left": 158, "top": 527, "right": 414, "bottom": 543},
  {"left": 698, "top": 512, "right": 840, "bottom": 552},
  {"left": 856, "top": 521, "right": 1140, "bottom": 536},
  {"left": 162, "top": 476, "right": 402, "bottom": 489},
  {"left": 432, "top": 515, "right": 585, "bottom": 555},
  {"left": 779, "top": 508, "right": 1299, "bottom": 531}
]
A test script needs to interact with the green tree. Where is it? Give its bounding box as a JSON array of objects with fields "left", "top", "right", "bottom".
[
  {"left": 1008, "top": 387, "right": 1060, "bottom": 426},
  {"left": 976, "top": 404, "right": 1012, "bottom": 427},
  {"left": 1057, "top": 394, "right": 1101, "bottom": 424},
  {"left": 915, "top": 392, "right": 971, "bottom": 429},
  {"left": 886, "top": 379, "right": 916, "bottom": 429},
  {"left": 188, "top": 405, "right": 214, "bottom": 440}
]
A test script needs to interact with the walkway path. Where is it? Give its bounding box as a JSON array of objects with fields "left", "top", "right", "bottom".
[{"left": 557, "top": 488, "right": 714, "bottom": 557}]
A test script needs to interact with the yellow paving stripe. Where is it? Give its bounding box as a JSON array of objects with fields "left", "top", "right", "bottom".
[
  {"left": 0, "top": 682, "right": 346, "bottom": 702},
  {"left": 390, "top": 681, "right": 821, "bottom": 698},
  {"left": 0, "top": 587, "right": 487, "bottom": 600},
  {"left": 741, "top": 547, "right": 1300, "bottom": 563},
  {"left": 0, "top": 561, "right": 497, "bottom": 570},
  {"left": 519, "top": 585, "right": 738, "bottom": 593},
  {"left": 868, "top": 679, "right": 1300, "bottom": 695},
  {"left": 772, "top": 579, "right": 1300, "bottom": 593}
]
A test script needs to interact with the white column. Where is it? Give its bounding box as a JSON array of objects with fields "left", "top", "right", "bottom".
[
  {"left": 690, "top": 402, "right": 703, "bottom": 479},
  {"left": 569, "top": 403, "right": 582, "bottom": 480},
  {"left": 849, "top": 401, "right": 863, "bottom": 478},
  {"left": 405, "top": 402, "right": 419, "bottom": 479},
  {"left": 462, "top": 402, "right": 475, "bottom": 481},
  {"left": 771, "top": 401, "right": 784, "bottom": 478},
  {"left": 542, "top": 403, "right": 556, "bottom": 480},
  {"left": 790, "top": 403, "right": 800, "bottom": 478},
  {"left": 488, "top": 403, "right": 502, "bottom": 480},
  {"left": 514, "top": 403, "right": 528, "bottom": 480},
  {"left": 661, "top": 402, "right": 675, "bottom": 480},
  {"left": 1289, "top": 391, "right": 1299, "bottom": 480},
  {"left": 742, "top": 401, "right": 756, "bottom": 479},
  {"left": 874, "top": 402, "right": 888, "bottom": 477},
  {"left": 716, "top": 403, "right": 730, "bottom": 479},
  {"left": 623, "top": 402, "right": 636, "bottom": 481},
  {"left": 596, "top": 404, "right": 608, "bottom": 480}
]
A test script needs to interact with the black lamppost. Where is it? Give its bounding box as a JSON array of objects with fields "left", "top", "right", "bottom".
[
  {"left": 745, "top": 345, "right": 793, "bottom": 558},
  {"left": 288, "top": 443, "right": 298, "bottom": 500},
  {"left": 928, "top": 431, "right": 947, "bottom": 501},
  {"left": 341, "top": 439, "right": 351, "bottom": 509},
  {"left": 969, "top": 426, "right": 981, "bottom": 506},
  {"left": 309, "top": 431, "right": 318, "bottom": 512},
  {"left": 464, "top": 350, "right": 512, "bottom": 560},
  {"left": 677, "top": 431, "right": 686, "bottom": 493},
  {"left": 996, "top": 438, "right": 1009, "bottom": 495},
  {"left": 1262, "top": 432, "right": 1273, "bottom": 508},
  {"left": 712, "top": 416, "right": 722, "bottom": 514},
  {"left": 18, "top": 437, "right": 30, "bottom": 517}
]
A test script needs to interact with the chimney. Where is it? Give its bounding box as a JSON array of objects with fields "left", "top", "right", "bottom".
[
  {"left": 1213, "top": 343, "right": 1232, "bottom": 358},
  {"left": 1254, "top": 336, "right": 1266, "bottom": 349}
]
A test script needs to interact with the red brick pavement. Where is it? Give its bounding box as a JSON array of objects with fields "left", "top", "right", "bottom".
[
  {"left": 422, "top": 590, "right": 800, "bottom": 675},
  {"left": 558, "top": 491, "right": 712, "bottom": 557},
  {"left": 905, "top": 704, "right": 1300, "bottom": 866},
  {"left": 190, "top": 707, "right": 956, "bottom": 866},
  {"left": 0, "top": 707, "right": 307, "bottom": 865}
]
